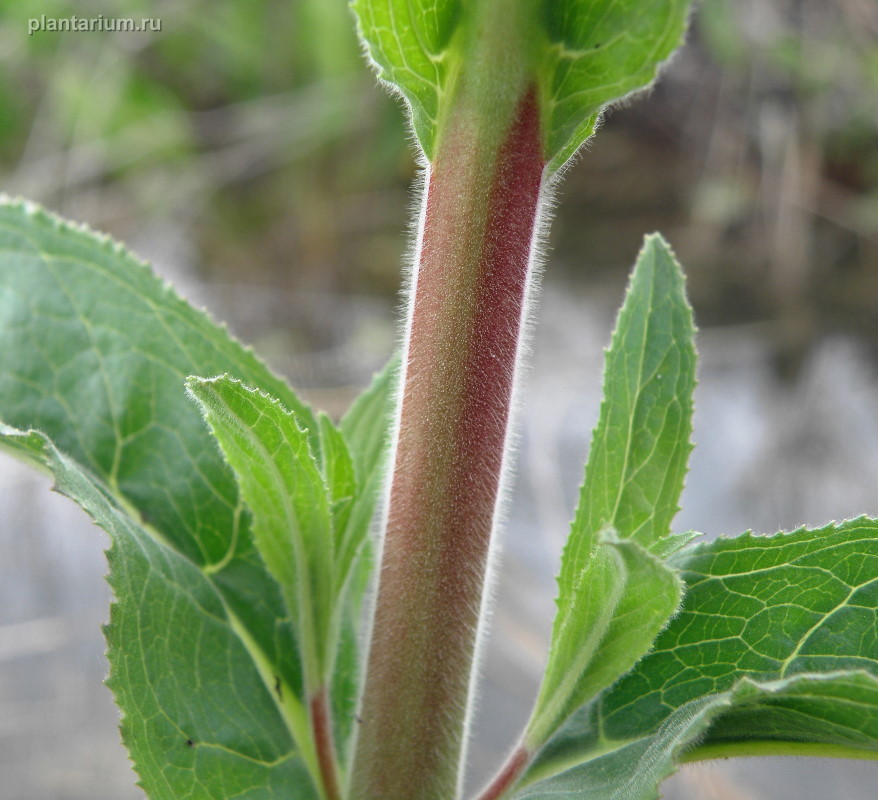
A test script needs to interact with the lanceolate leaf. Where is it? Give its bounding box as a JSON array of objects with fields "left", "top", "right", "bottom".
[
  {"left": 339, "top": 355, "right": 397, "bottom": 518},
  {"left": 0, "top": 425, "right": 319, "bottom": 799},
  {"left": 518, "top": 518, "right": 878, "bottom": 799},
  {"left": 186, "top": 376, "right": 335, "bottom": 692},
  {"left": 528, "top": 234, "right": 693, "bottom": 746},
  {"left": 318, "top": 412, "right": 357, "bottom": 552},
  {"left": 568, "top": 233, "right": 695, "bottom": 559},
  {"left": 0, "top": 198, "right": 332, "bottom": 794}
]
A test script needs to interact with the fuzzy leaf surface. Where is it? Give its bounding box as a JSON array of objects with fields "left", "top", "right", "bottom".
[
  {"left": 529, "top": 234, "right": 693, "bottom": 745},
  {"left": 529, "top": 533, "right": 682, "bottom": 745},
  {"left": 337, "top": 355, "right": 398, "bottom": 599},
  {"left": 0, "top": 198, "right": 345, "bottom": 794},
  {"left": 518, "top": 518, "right": 878, "bottom": 799}
]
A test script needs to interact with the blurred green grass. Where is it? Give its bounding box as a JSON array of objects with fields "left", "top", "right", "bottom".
[{"left": 1, "top": 0, "right": 876, "bottom": 372}]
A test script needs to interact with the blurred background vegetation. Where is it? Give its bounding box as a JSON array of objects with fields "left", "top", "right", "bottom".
[
  {"left": 1, "top": 0, "right": 876, "bottom": 380},
  {"left": 1, "top": 1, "right": 878, "bottom": 798}
]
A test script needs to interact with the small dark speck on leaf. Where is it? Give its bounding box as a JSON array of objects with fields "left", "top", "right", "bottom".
[
  {"left": 186, "top": 739, "right": 195, "bottom": 747},
  {"left": 274, "top": 675, "right": 282, "bottom": 699}
]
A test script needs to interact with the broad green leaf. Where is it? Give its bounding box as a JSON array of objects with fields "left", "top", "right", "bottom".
[
  {"left": 538, "top": 1, "right": 693, "bottom": 170},
  {"left": 518, "top": 518, "right": 878, "bottom": 798},
  {"left": 0, "top": 424, "right": 319, "bottom": 799},
  {"left": 0, "top": 198, "right": 328, "bottom": 792},
  {"left": 661, "top": 519, "right": 878, "bottom": 754},
  {"left": 186, "top": 376, "right": 334, "bottom": 692},
  {"left": 517, "top": 671, "right": 878, "bottom": 800},
  {"left": 350, "top": 0, "right": 462, "bottom": 160},
  {"left": 528, "top": 234, "right": 693, "bottom": 745}
]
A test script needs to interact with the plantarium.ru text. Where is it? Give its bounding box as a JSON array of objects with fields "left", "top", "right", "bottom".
[{"left": 1, "top": 2, "right": 877, "bottom": 800}]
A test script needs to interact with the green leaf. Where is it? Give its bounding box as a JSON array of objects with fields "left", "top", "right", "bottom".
[
  {"left": 350, "top": 0, "right": 462, "bottom": 160},
  {"left": 0, "top": 198, "right": 327, "bottom": 794},
  {"left": 518, "top": 671, "right": 878, "bottom": 800},
  {"left": 538, "top": 0, "right": 693, "bottom": 170},
  {"left": 663, "top": 519, "right": 878, "bottom": 755},
  {"left": 352, "top": 1, "right": 693, "bottom": 170},
  {"left": 331, "top": 358, "right": 398, "bottom": 754},
  {"left": 186, "top": 376, "right": 334, "bottom": 692},
  {"left": 0, "top": 424, "right": 319, "bottom": 799},
  {"left": 519, "top": 518, "right": 878, "bottom": 798},
  {"left": 568, "top": 233, "right": 695, "bottom": 557},
  {"left": 529, "top": 532, "right": 682, "bottom": 747},
  {"left": 339, "top": 354, "right": 398, "bottom": 578},
  {"left": 319, "top": 412, "right": 357, "bottom": 547},
  {"left": 340, "top": 356, "right": 397, "bottom": 487},
  {"left": 527, "top": 234, "right": 693, "bottom": 745}
]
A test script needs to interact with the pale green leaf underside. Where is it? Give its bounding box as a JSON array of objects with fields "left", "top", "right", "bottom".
[
  {"left": 340, "top": 355, "right": 398, "bottom": 506},
  {"left": 519, "top": 518, "right": 878, "bottom": 798},
  {"left": 187, "top": 376, "right": 335, "bottom": 689},
  {"left": 539, "top": 0, "right": 692, "bottom": 170},
  {"left": 532, "top": 234, "right": 693, "bottom": 746},
  {"left": 0, "top": 425, "right": 317, "bottom": 799},
  {"left": 0, "top": 198, "right": 352, "bottom": 795}
]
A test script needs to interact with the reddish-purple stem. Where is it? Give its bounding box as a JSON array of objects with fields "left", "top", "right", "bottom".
[
  {"left": 473, "top": 745, "right": 531, "bottom": 800},
  {"left": 310, "top": 688, "right": 341, "bottom": 800},
  {"left": 350, "top": 88, "right": 546, "bottom": 800}
]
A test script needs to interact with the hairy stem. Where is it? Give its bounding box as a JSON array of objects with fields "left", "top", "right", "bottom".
[{"left": 349, "top": 23, "right": 547, "bottom": 795}]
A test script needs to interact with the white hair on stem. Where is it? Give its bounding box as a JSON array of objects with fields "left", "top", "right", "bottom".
[{"left": 457, "top": 166, "right": 560, "bottom": 794}]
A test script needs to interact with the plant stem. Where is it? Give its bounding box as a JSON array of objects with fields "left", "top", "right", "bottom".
[
  {"left": 472, "top": 745, "right": 531, "bottom": 800},
  {"left": 349, "top": 6, "right": 547, "bottom": 792},
  {"left": 310, "top": 688, "right": 342, "bottom": 800}
]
